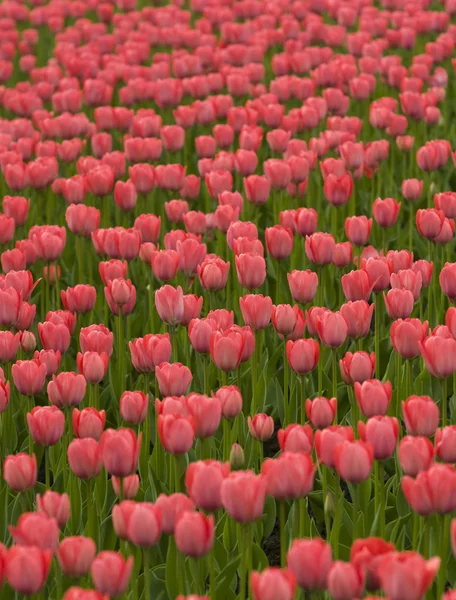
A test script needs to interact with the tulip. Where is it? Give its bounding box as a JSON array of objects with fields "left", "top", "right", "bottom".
[
  {"left": 373, "top": 197, "right": 401, "bottom": 228},
  {"left": 340, "top": 300, "right": 375, "bottom": 339},
  {"left": 236, "top": 253, "right": 267, "bottom": 290},
  {"left": 68, "top": 438, "right": 103, "bottom": 480},
  {"left": 327, "top": 562, "right": 365, "bottom": 600},
  {"left": 120, "top": 391, "right": 148, "bottom": 425},
  {"left": 333, "top": 242, "right": 353, "bottom": 268},
  {"left": 57, "top": 536, "right": 97, "bottom": 577},
  {"left": 262, "top": 452, "right": 315, "bottom": 500},
  {"left": 287, "top": 270, "right": 318, "bottom": 304},
  {"left": 158, "top": 414, "right": 195, "bottom": 455},
  {"left": 358, "top": 416, "right": 399, "bottom": 460},
  {"left": 91, "top": 552, "right": 133, "bottom": 597},
  {"left": 334, "top": 440, "right": 374, "bottom": 483},
  {"left": 112, "top": 474, "right": 139, "bottom": 500},
  {"left": 248, "top": 414, "right": 274, "bottom": 441},
  {"left": 4, "top": 453, "right": 37, "bottom": 491},
  {"left": 441, "top": 262, "right": 456, "bottom": 301},
  {"left": 345, "top": 216, "right": 372, "bottom": 246},
  {"left": 277, "top": 424, "right": 313, "bottom": 453},
  {"left": 384, "top": 288, "right": 414, "bottom": 319},
  {"left": 198, "top": 257, "right": 230, "bottom": 291},
  {"left": 100, "top": 428, "right": 141, "bottom": 478},
  {"left": 175, "top": 512, "right": 214, "bottom": 557},
  {"left": 9, "top": 511, "right": 60, "bottom": 551},
  {"left": 317, "top": 311, "right": 348, "bottom": 348},
  {"left": 361, "top": 257, "right": 391, "bottom": 292},
  {"left": 377, "top": 552, "right": 440, "bottom": 600},
  {"left": 221, "top": 471, "right": 267, "bottom": 522},
  {"left": 390, "top": 269, "right": 422, "bottom": 301},
  {"left": 239, "top": 294, "right": 272, "bottom": 331},
  {"left": 185, "top": 460, "right": 230, "bottom": 512},
  {"left": 324, "top": 174, "right": 353, "bottom": 206},
  {"left": 416, "top": 208, "right": 445, "bottom": 240},
  {"left": 398, "top": 436, "right": 434, "bottom": 477},
  {"left": 265, "top": 226, "right": 294, "bottom": 260},
  {"left": 251, "top": 568, "right": 296, "bottom": 600},
  {"left": 73, "top": 408, "right": 106, "bottom": 440},
  {"left": 36, "top": 491, "right": 70, "bottom": 527},
  {"left": 125, "top": 502, "right": 162, "bottom": 548},
  {"left": 104, "top": 279, "right": 136, "bottom": 316},
  {"left": 47, "top": 372, "right": 87, "bottom": 408},
  {"left": 419, "top": 335, "right": 456, "bottom": 378},
  {"left": 27, "top": 406, "right": 65, "bottom": 447},
  {"left": 210, "top": 329, "right": 244, "bottom": 372},
  {"left": 215, "top": 386, "right": 243, "bottom": 419},
  {"left": 354, "top": 379, "right": 393, "bottom": 417},
  {"left": 61, "top": 285, "right": 96, "bottom": 314},
  {"left": 402, "top": 179, "right": 423, "bottom": 201},
  {"left": 286, "top": 338, "right": 320, "bottom": 374},
  {"left": 402, "top": 395, "right": 440, "bottom": 436},
  {"left": 390, "top": 318, "right": 428, "bottom": 359},
  {"left": 340, "top": 352, "right": 375, "bottom": 384},
  {"left": 305, "top": 397, "right": 337, "bottom": 429},
  {"left": 341, "top": 269, "right": 375, "bottom": 302},
  {"left": 5, "top": 546, "right": 52, "bottom": 595},
  {"left": 155, "top": 285, "right": 184, "bottom": 325},
  {"left": 77, "top": 352, "right": 109, "bottom": 384},
  {"left": 64, "top": 587, "right": 107, "bottom": 600},
  {"left": 350, "top": 537, "right": 395, "bottom": 591},
  {"left": 305, "top": 233, "right": 335, "bottom": 265},
  {"left": 187, "top": 393, "right": 222, "bottom": 439},
  {"left": 287, "top": 538, "right": 332, "bottom": 591},
  {"left": 129, "top": 334, "right": 171, "bottom": 374},
  {"left": 12, "top": 359, "right": 47, "bottom": 396}
]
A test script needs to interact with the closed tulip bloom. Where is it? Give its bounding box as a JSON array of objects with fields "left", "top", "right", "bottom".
[
  {"left": 402, "top": 464, "right": 456, "bottom": 515},
  {"left": 0, "top": 378, "right": 9, "bottom": 413},
  {"left": 221, "top": 471, "right": 267, "bottom": 523},
  {"left": 373, "top": 198, "right": 401, "bottom": 228},
  {"left": 334, "top": 440, "right": 374, "bottom": 483},
  {"left": 416, "top": 208, "right": 445, "bottom": 240},
  {"left": 155, "top": 285, "right": 184, "bottom": 325},
  {"left": 215, "top": 386, "right": 243, "bottom": 419},
  {"left": 447, "top": 307, "right": 456, "bottom": 339},
  {"left": 264, "top": 159, "right": 292, "bottom": 189},
  {"left": 188, "top": 318, "right": 217, "bottom": 355},
  {"left": 402, "top": 395, "right": 440, "bottom": 437},
  {"left": 390, "top": 269, "right": 422, "bottom": 301},
  {"left": 12, "top": 359, "right": 47, "bottom": 396},
  {"left": 262, "top": 452, "right": 315, "bottom": 500},
  {"left": 36, "top": 491, "right": 70, "bottom": 527},
  {"left": 340, "top": 300, "right": 375, "bottom": 339},
  {"left": 129, "top": 334, "right": 171, "bottom": 374},
  {"left": 287, "top": 538, "right": 332, "bottom": 591},
  {"left": 9, "top": 511, "right": 59, "bottom": 552},
  {"left": 251, "top": 568, "right": 296, "bottom": 600},
  {"left": 354, "top": 379, "right": 393, "bottom": 417},
  {"left": 156, "top": 362, "right": 192, "bottom": 397},
  {"left": 158, "top": 414, "right": 195, "bottom": 454},
  {"left": 402, "top": 178, "right": 423, "bottom": 201},
  {"left": 248, "top": 413, "right": 274, "bottom": 441},
  {"left": 91, "top": 552, "right": 133, "bottom": 597},
  {"left": 323, "top": 174, "right": 353, "bottom": 207},
  {"left": 185, "top": 460, "right": 230, "bottom": 512},
  {"left": 76, "top": 352, "right": 109, "bottom": 384},
  {"left": 112, "top": 501, "right": 135, "bottom": 540},
  {"left": 305, "top": 233, "right": 335, "bottom": 265},
  {"left": 20, "top": 331, "right": 36, "bottom": 353},
  {"left": 125, "top": 502, "right": 162, "bottom": 548},
  {"left": 38, "top": 321, "right": 71, "bottom": 354},
  {"left": 98, "top": 260, "right": 127, "bottom": 285},
  {"left": 5, "top": 546, "right": 52, "bottom": 596},
  {"left": 390, "top": 318, "right": 428, "bottom": 359},
  {"left": 435, "top": 427, "right": 456, "bottom": 463},
  {"left": 361, "top": 257, "right": 392, "bottom": 292},
  {"left": 399, "top": 436, "right": 434, "bottom": 477},
  {"left": 120, "top": 391, "right": 148, "bottom": 425},
  {"left": 187, "top": 393, "right": 222, "bottom": 438},
  {"left": 3, "top": 195, "right": 30, "bottom": 226},
  {"left": 420, "top": 335, "right": 456, "bottom": 378},
  {"left": 350, "top": 537, "right": 395, "bottom": 591},
  {"left": 305, "top": 397, "right": 337, "bottom": 429},
  {"left": 210, "top": 329, "right": 244, "bottom": 372},
  {"left": 72, "top": 408, "right": 106, "bottom": 440},
  {"left": 287, "top": 270, "right": 318, "bottom": 304},
  {"left": 384, "top": 288, "right": 414, "bottom": 319},
  {"left": 244, "top": 175, "right": 270, "bottom": 205},
  {"left": 155, "top": 493, "right": 195, "bottom": 535},
  {"left": 48, "top": 372, "right": 87, "bottom": 408},
  {"left": 441, "top": 262, "right": 456, "bottom": 301},
  {"left": 3, "top": 453, "right": 37, "bottom": 491},
  {"left": 317, "top": 311, "right": 348, "bottom": 348},
  {"left": 34, "top": 348, "right": 60, "bottom": 378},
  {"left": 104, "top": 279, "right": 136, "bottom": 316},
  {"left": 101, "top": 428, "right": 141, "bottom": 478},
  {"left": 236, "top": 253, "right": 267, "bottom": 290},
  {"left": 271, "top": 304, "right": 300, "bottom": 336},
  {"left": 387, "top": 249, "right": 414, "bottom": 274},
  {"left": 61, "top": 285, "right": 96, "bottom": 314},
  {"left": 151, "top": 250, "right": 180, "bottom": 282},
  {"left": 340, "top": 352, "right": 376, "bottom": 385},
  {"left": 358, "top": 416, "right": 399, "bottom": 460},
  {"left": 278, "top": 424, "right": 313, "bottom": 453},
  {"left": 112, "top": 474, "right": 139, "bottom": 500},
  {"left": 198, "top": 257, "right": 230, "bottom": 291},
  {"left": 341, "top": 269, "right": 375, "bottom": 302},
  {"left": 57, "top": 537, "right": 96, "bottom": 577},
  {"left": 333, "top": 242, "right": 353, "bottom": 268},
  {"left": 327, "top": 562, "right": 365, "bottom": 600},
  {"left": 68, "top": 438, "right": 103, "bottom": 479},
  {"left": 175, "top": 512, "right": 214, "bottom": 557},
  {"left": 265, "top": 226, "right": 293, "bottom": 260},
  {"left": 377, "top": 552, "right": 440, "bottom": 600},
  {"left": 27, "top": 406, "right": 65, "bottom": 447},
  {"left": 345, "top": 216, "right": 372, "bottom": 246},
  {"left": 240, "top": 294, "right": 272, "bottom": 331},
  {"left": 1, "top": 248, "right": 26, "bottom": 273},
  {"left": 286, "top": 338, "right": 320, "bottom": 374},
  {"left": 180, "top": 295, "right": 203, "bottom": 327}
]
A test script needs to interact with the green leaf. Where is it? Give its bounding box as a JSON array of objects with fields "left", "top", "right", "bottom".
[
  {"left": 251, "top": 543, "right": 269, "bottom": 571},
  {"left": 262, "top": 495, "right": 277, "bottom": 539},
  {"left": 165, "top": 537, "right": 179, "bottom": 600},
  {"left": 216, "top": 555, "right": 240, "bottom": 598}
]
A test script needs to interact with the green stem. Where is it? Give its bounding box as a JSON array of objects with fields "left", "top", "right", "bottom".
[
  {"left": 209, "top": 549, "right": 216, "bottom": 600},
  {"left": 322, "top": 466, "right": 331, "bottom": 544},
  {"left": 174, "top": 454, "right": 180, "bottom": 493},
  {"left": 54, "top": 261, "right": 60, "bottom": 309},
  {"left": 204, "top": 355, "right": 210, "bottom": 395},
  {"left": 442, "top": 376, "right": 448, "bottom": 427},
  {"left": 396, "top": 352, "right": 402, "bottom": 420},
  {"left": 332, "top": 349, "right": 337, "bottom": 422},
  {"left": 144, "top": 548, "right": 151, "bottom": 600},
  {"left": 251, "top": 334, "right": 258, "bottom": 415},
  {"left": 353, "top": 486, "right": 359, "bottom": 542},
  {"left": 379, "top": 462, "right": 385, "bottom": 539},
  {"left": 412, "top": 511, "right": 419, "bottom": 550},
  {"left": 300, "top": 376, "right": 306, "bottom": 426},
  {"left": 45, "top": 448, "right": 50, "bottom": 489},
  {"left": 223, "top": 419, "right": 230, "bottom": 462},
  {"left": 330, "top": 475, "right": 342, "bottom": 560},
  {"left": 283, "top": 342, "right": 289, "bottom": 426},
  {"left": 437, "top": 514, "right": 450, "bottom": 598},
  {"left": 238, "top": 523, "right": 246, "bottom": 600},
  {"left": 276, "top": 261, "right": 281, "bottom": 305},
  {"left": 375, "top": 293, "right": 381, "bottom": 379},
  {"left": 279, "top": 501, "right": 287, "bottom": 569},
  {"left": 117, "top": 312, "right": 125, "bottom": 393},
  {"left": 148, "top": 272, "right": 155, "bottom": 333}
]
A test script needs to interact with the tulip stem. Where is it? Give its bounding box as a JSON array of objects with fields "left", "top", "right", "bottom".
[
  {"left": 331, "top": 350, "right": 337, "bottom": 421},
  {"left": 86, "top": 478, "right": 95, "bottom": 540},
  {"left": 437, "top": 514, "right": 450, "bottom": 598},
  {"left": 143, "top": 548, "right": 151, "bottom": 600},
  {"left": 318, "top": 352, "right": 323, "bottom": 397},
  {"left": 174, "top": 454, "right": 180, "bottom": 493},
  {"left": 204, "top": 356, "right": 210, "bottom": 396},
  {"left": 405, "top": 359, "right": 412, "bottom": 400},
  {"left": 379, "top": 461, "right": 386, "bottom": 539},
  {"left": 412, "top": 511, "right": 419, "bottom": 549},
  {"left": 148, "top": 271, "right": 155, "bottom": 334},
  {"left": 321, "top": 466, "right": 331, "bottom": 545},
  {"left": 54, "top": 558, "right": 63, "bottom": 599},
  {"left": 276, "top": 261, "right": 281, "bottom": 305},
  {"left": 223, "top": 419, "right": 230, "bottom": 462},
  {"left": 28, "top": 396, "right": 34, "bottom": 457},
  {"left": 374, "top": 293, "right": 381, "bottom": 378},
  {"left": 251, "top": 335, "right": 258, "bottom": 415},
  {"left": 442, "top": 376, "right": 448, "bottom": 427},
  {"left": 44, "top": 448, "right": 50, "bottom": 489},
  {"left": 279, "top": 501, "right": 287, "bottom": 568},
  {"left": 54, "top": 261, "right": 60, "bottom": 309},
  {"left": 283, "top": 342, "right": 289, "bottom": 426},
  {"left": 209, "top": 549, "right": 216, "bottom": 600},
  {"left": 352, "top": 486, "right": 359, "bottom": 542},
  {"left": 238, "top": 523, "right": 246, "bottom": 600},
  {"left": 330, "top": 475, "right": 342, "bottom": 560},
  {"left": 300, "top": 376, "right": 306, "bottom": 426},
  {"left": 396, "top": 352, "right": 402, "bottom": 420}
]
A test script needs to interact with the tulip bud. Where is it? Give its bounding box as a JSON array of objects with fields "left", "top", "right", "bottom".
[{"left": 230, "top": 443, "right": 245, "bottom": 469}]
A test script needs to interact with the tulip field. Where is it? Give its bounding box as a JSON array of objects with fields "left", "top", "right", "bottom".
[{"left": 3, "top": 0, "right": 456, "bottom": 598}]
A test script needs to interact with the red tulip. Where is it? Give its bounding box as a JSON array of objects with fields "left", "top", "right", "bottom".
[
  {"left": 390, "top": 318, "right": 428, "bottom": 359},
  {"left": 120, "top": 391, "right": 148, "bottom": 425},
  {"left": 287, "top": 538, "right": 332, "bottom": 591},
  {"left": 354, "top": 379, "right": 393, "bottom": 417},
  {"left": 100, "top": 428, "right": 141, "bottom": 478},
  {"left": 27, "top": 406, "right": 64, "bottom": 447},
  {"left": 251, "top": 568, "right": 296, "bottom": 600},
  {"left": 278, "top": 424, "right": 313, "bottom": 453},
  {"left": 398, "top": 436, "right": 434, "bottom": 477},
  {"left": 358, "top": 416, "right": 399, "bottom": 459},
  {"left": 210, "top": 329, "right": 244, "bottom": 372},
  {"left": 419, "top": 335, "right": 456, "bottom": 378},
  {"left": 334, "top": 440, "right": 373, "bottom": 483},
  {"left": 377, "top": 552, "right": 440, "bottom": 600},
  {"left": 286, "top": 338, "right": 320, "bottom": 374},
  {"left": 124, "top": 502, "right": 162, "bottom": 548},
  {"left": 305, "top": 233, "right": 335, "bottom": 265},
  {"left": 327, "top": 561, "right": 365, "bottom": 600},
  {"left": 9, "top": 511, "right": 59, "bottom": 552},
  {"left": 350, "top": 537, "right": 395, "bottom": 591},
  {"left": 402, "top": 395, "right": 440, "bottom": 436},
  {"left": 57, "top": 536, "right": 96, "bottom": 577},
  {"left": 262, "top": 452, "right": 315, "bottom": 500},
  {"left": 158, "top": 414, "right": 195, "bottom": 455},
  {"left": 76, "top": 352, "right": 109, "bottom": 384},
  {"left": 36, "top": 491, "right": 70, "bottom": 527},
  {"left": 5, "top": 546, "right": 52, "bottom": 595},
  {"left": 68, "top": 438, "right": 103, "bottom": 480},
  {"left": 91, "top": 552, "right": 133, "bottom": 597},
  {"left": 221, "top": 471, "right": 267, "bottom": 523},
  {"left": 248, "top": 414, "right": 274, "bottom": 441},
  {"left": 340, "top": 352, "right": 375, "bottom": 384},
  {"left": 185, "top": 460, "right": 230, "bottom": 512},
  {"left": 175, "top": 512, "right": 214, "bottom": 557},
  {"left": 317, "top": 311, "right": 348, "bottom": 348}
]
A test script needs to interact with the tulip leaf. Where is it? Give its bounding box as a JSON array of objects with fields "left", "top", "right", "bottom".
[
  {"left": 262, "top": 495, "right": 277, "bottom": 539},
  {"left": 215, "top": 555, "right": 241, "bottom": 598},
  {"left": 251, "top": 542, "right": 269, "bottom": 571},
  {"left": 165, "top": 536, "right": 179, "bottom": 600}
]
